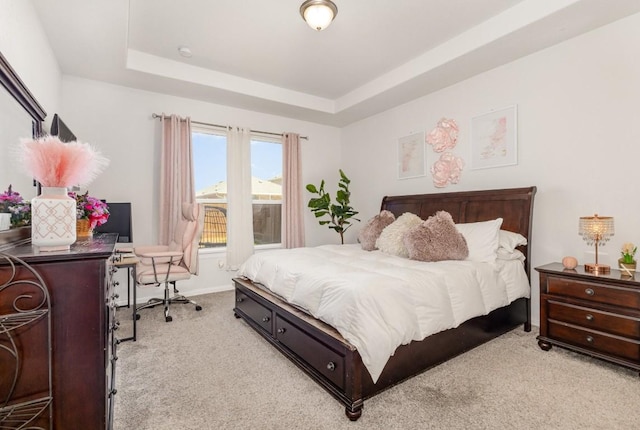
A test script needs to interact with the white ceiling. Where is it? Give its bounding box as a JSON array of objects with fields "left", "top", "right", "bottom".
[{"left": 32, "top": 0, "right": 640, "bottom": 127}]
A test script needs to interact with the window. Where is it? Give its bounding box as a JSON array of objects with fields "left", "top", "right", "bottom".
[{"left": 193, "top": 127, "right": 282, "bottom": 248}]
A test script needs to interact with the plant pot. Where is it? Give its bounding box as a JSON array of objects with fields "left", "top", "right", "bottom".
[
  {"left": 31, "top": 187, "right": 76, "bottom": 251},
  {"left": 618, "top": 258, "right": 636, "bottom": 277},
  {"left": 76, "top": 218, "right": 93, "bottom": 238}
]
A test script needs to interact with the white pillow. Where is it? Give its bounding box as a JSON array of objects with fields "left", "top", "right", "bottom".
[
  {"left": 497, "top": 248, "right": 526, "bottom": 262},
  {"left": 455, "top": 218, "right": 503, "bottom": 263},
  {"left": 499, "top": 230, "right": 527, "bottom": 252},
  {"left": 376, "top": 212, "right": 423, "bottom": 258}
]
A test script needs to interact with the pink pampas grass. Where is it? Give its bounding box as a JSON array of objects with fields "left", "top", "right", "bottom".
[{"left": 20, "top": 136, "right": 109, "bottom": 187}]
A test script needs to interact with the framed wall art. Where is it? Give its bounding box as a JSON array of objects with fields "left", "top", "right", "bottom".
[
  {"left": 471, "top": 105, "right": 518, "bottom": 169},
  {"left": 398, "top": 132, "right": 425, "bottom": 179}
]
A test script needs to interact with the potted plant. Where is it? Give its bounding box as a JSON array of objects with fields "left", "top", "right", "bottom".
[
  {"left": 306, "top": 169, "right": 359, "bottom": 244},
  {"left": 619, "top": 242, "right": 637, "bottom": 276},
  {"left": 69, "top": 191, "right": 110, "bottom": 237},
  {"left": 0, "top": 185, "right": 30, "bottom": 230},
  {"left": 20, "top": 135, "right": 109, "bottom": 249}
]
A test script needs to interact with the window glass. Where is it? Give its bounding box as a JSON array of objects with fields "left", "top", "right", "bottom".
[
  {"left": 193, "top": 129, "right": 282, "bottom": 248},
  {"left": 251, "top": 138, "right": 282, "bottom": 245}
]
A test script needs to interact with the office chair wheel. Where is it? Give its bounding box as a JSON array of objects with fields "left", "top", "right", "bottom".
[
  {"left": 165, "top": 315, "right": 173, "bottom": 322},
  {"left": 135, "top": 314, "right": 141, "bottom": 320},
  {"left": 196, "top": 305, "right": 202, "bottom": 311}
]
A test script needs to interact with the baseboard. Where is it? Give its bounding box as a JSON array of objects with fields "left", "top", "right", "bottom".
[{"left": 115, "top": 283, "right": 234, "bottom": 307}]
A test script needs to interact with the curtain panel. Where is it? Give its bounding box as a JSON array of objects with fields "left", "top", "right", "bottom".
[
  {"left": 226, "top": 126, "right": 254, "bottom": 269},
  {"left": 282, "top": 132, "right": 305, "bottom": 248},
  {"left": 159, "top": 114, "right": 195, "bottom": 245}
]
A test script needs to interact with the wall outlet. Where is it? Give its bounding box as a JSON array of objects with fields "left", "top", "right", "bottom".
[{"left": 218, "top": 259, "right": 225, "bottom": 269}]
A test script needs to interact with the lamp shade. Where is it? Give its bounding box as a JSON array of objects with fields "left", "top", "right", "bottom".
[
  {"left": 579, "top": 214, "right": 614, "bottom": 244},
  {"left": 579, "top": 214, "right": 614, "bottom": 274},
  {"left": 300, "top": 0, "right": 338, "bottom": 31}
]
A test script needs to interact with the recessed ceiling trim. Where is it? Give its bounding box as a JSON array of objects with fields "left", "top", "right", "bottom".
[
  {"left": 125, "top": 49, "right": 336, "bottom": 113},
  {"left": 126, "top": 0, "right": 582, "bottom": 117},
  {"left": 336, "top": 0, "right": 581, "bottom": 112}
]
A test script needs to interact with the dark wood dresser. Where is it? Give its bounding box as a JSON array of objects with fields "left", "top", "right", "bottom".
[
  {"left": 0, "top": 233, "right": 118, "bottom": 429},
  {"left": 536, "top": 263, "right": 640, "bottom": 373}
]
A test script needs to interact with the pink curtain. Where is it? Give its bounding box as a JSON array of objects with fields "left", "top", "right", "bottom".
[
  {"left": 281, "top": 132, "right": 305, "bottom": 248},
  {"left": 159, "top": 114, "right": 194, "bottom": 245}
]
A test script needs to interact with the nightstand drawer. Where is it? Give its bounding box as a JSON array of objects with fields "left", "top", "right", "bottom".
[
  {"left": 548, "top": 321, "right": 640, "bottom": 361},
  {"left": 547, "top": 277, "right": 640, "bottom": 309},
  {"left": 548, "top": 300, "right": 640, "bottom": 339}
]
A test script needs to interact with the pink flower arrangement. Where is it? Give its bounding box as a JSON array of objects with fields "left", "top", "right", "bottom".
[
  {"left": 0, "top": 185, "right": 30, "bottom": 226},
  {"left": 431, "top": 152, "right": 464, "bottom": 188},
  {"left": 19, "top": 136, "right": 109, "bottom": 187},
  {"left": 426, "top": 118, "right": 459, "bottom": 153},
  {"left": 69, "top": 191, "right": 110, "bottom": 229}
]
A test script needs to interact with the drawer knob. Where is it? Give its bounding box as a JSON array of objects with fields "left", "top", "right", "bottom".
[
  {"left": 585, "top": 288, "right": 595, "bottom": 296},
  {"left": 262, "top": 316, "right": 270, "bottom": 323},
  {"left": 327, "top": 361, "right": 336, "bottom": 371},
  {"left": 586, "top": 335, "right": 594, "bottom": 343},
  {"left": 585, "top": 314, "right": 594, "bottom": 322},
  {"left": 277, "top": 328, "right": 286, "bottom": 334},
  {"left": 236, "top": 297, "right": 244, "bottom": 303},
  {"left": 113, "top": 281, "right": 120, "bottom": 287}
]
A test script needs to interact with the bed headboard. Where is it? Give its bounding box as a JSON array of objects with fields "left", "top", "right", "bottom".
[{"left": 381, "top": 187, "right": 537, "bottom": 276}]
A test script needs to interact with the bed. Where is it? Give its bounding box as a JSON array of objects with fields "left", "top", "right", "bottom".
[{"left": 233, "top": 186, "right": 536, "bottom": 420}]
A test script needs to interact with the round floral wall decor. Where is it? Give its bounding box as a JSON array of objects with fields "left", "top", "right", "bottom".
[
  {"left": 426, "top": 118, "right": 459, "bottom": 152},
  {"left": 431, "top": 152, "right": 464, "bottom": 188}
]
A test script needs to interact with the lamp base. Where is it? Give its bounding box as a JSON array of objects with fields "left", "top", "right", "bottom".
[{"left": 585, "top": 263, "right": 610, "bottom": 274}]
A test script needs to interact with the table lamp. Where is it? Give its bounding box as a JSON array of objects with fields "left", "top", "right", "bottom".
[{"left": 579, "top": 214, "right": 614, "bottom": 274}]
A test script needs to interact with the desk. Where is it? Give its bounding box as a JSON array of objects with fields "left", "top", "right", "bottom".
[{"left": 113, "top": 256, "right": 138, "bottom": 342}]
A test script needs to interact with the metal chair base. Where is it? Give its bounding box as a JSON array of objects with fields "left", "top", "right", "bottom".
[{"left": 136, "top": 282, "right": 202, "bottom": 322}]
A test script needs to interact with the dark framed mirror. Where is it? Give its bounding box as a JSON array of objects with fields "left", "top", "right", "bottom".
[{"left": 0, "top": 50, "right": 47, "bottom": 246}]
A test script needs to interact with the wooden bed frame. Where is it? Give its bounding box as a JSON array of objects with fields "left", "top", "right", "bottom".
[{"left": 233, "top": 186, "right": 536, "bottom": 420}]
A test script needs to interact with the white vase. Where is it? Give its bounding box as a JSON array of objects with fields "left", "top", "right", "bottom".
[
  {"left": 0, "top": 212, "right": 10, "bottom": 231},
  {"left": 31, "top": 187, "right": 76, "bottom": 251}
]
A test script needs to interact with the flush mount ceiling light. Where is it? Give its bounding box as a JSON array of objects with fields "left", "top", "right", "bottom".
[{"left": 300, "top": 0, "right": 338, "bottom": 31}]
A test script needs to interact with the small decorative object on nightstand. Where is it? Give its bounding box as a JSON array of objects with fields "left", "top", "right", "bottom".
[
  {"left": 562, "top": 256, "right": 578, "bottom": 270},
  {"left": 536, "top": 263, "right": 640, "bottom": 374},
  {"left": 618, "top": 242, "right": 637, "bottom": 278},
  {"left": 578, "top": 214, "right": 614, "bottom": 274}
]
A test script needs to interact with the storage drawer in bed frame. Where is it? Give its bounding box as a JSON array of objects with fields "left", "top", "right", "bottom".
[
  {"left": 232, "top": 276, "right": 529, "bottom": 421},
  {"left": 233, "top": 277, "right": 364, "bottom": 418}
]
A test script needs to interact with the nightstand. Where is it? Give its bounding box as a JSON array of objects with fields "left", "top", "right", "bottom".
[{"left": 536, "top": 263, "right": 640, "bottom": 373}]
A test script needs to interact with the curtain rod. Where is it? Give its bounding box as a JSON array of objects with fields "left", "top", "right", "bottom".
[{"left": 151, "top": 113, "right": 308, "bottom": 140}]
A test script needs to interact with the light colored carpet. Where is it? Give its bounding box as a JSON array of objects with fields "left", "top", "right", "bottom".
[{"left": 113, "top": 290, "right": 640, "bottom": 430}]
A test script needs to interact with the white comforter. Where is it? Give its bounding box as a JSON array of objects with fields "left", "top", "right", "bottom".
[{"left": 238, "top": 244, "right": 530, "bottom": 383}]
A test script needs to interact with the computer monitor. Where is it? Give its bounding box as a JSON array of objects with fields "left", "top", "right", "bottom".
[{"left": 94, "top": 202, "right": 133, "bottom": 243}]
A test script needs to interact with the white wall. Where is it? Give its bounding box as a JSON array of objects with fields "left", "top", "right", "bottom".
[
  {"left": 60, "top": 77, "right": 341, "bottom": 301},
  {"left": 341, "top": 13, "right": 640, "bottom": 326},
  {"left": 6, "top": 1, "right": 640, "bottom": 326},
  {"left": 0, "top": 0, "right": 61, "bottom": 126}
]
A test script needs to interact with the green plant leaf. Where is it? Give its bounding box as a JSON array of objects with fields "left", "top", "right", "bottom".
[{"left": 305, "top": 169, "right": 359, "bottom": 242}]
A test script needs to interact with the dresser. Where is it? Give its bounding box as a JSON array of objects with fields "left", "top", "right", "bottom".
[
  {"left": 536, "top": 263, "right": 640, "bottom": 373},
  {"left": 0, "top": 233, "right": 118, "bottom": 429}
]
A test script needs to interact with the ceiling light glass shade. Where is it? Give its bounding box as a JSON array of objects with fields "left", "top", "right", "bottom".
[{"left": 300, "top": 0, "right": 338, "bottom": 31}]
